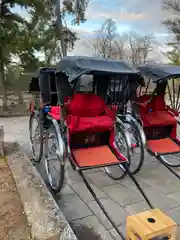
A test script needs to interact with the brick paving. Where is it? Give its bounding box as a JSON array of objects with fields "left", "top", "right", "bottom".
[{"left": 1, "top": 116, "right": 180, "bottom": 239}]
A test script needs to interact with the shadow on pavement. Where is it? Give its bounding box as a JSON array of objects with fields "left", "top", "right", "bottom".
[{"left": 70, "top": 223, "right": 103, "bottom": 240}]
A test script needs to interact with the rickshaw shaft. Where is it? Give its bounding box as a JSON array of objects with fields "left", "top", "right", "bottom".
[
  {"left": 78, "top": 169, "right": 154, "bottom": 239},
  {"left": 78, "top": 170, "right": 126, "bottom": 240},
  {"left": 157, "top": 156, "right": 180, "bottom": 180},
  {"left": 127, "top": 171, "right": 154, "bottom": 209}
]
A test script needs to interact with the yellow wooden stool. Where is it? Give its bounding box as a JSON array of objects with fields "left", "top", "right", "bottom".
[{"left": 126, "top": 208, "right": 177, "bottom": 240}]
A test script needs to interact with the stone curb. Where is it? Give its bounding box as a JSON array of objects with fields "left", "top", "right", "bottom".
[
  {"left": 7, "top": 144, "right": 78, "bottom": 240},
  {"left": 0, "top": 125, "right": 77, "bottom": 240},
  {"left": 0, "top": 126, "right": 4, "bottom": 156}
]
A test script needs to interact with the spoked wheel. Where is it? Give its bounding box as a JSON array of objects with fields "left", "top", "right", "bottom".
[
  {"left": 104, "top": 124, "right": 131, "bottom": 180},
  {"left": 123, "top": 120, "right": 145, "bottom": 174},
  {"left": 44, "top": 120, "right": 65, "bottom": 193},
  {"left": 29, "top": 112, "right": 44, "bottom": 163}
]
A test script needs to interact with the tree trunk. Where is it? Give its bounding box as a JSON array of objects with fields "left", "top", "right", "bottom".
[
  {"left": 16, "top": 89, "right": 24, "bottom": 105},
  {"left": 0, "top": 59, "right": 8, "bottom": 110},
  {"left": 55, "top": 0, "right": 67, "bottom": 57}
]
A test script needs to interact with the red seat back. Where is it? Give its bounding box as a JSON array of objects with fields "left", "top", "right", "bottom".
[
  {"left": 68, "top": 93, "right": 106, "bottom": 117},
  {"left": 137, "top": 94, "right": 165, "bottom": 114},
  {"left": 147, "top": 95, "right": 165, "bottom": 111}
]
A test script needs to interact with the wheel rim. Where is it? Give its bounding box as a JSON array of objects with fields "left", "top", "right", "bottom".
[
  {"left": 105, "top": 130, "right": 129, "bottom": 179},
  {"left": 44, "top": 127, "right": 63, "bottom": 190},
  {"left": 30, "top": 117, "right": 42, "bottom": 159},
  {"left": 124, "top": 122, "right": 143, "bottom": 173}
]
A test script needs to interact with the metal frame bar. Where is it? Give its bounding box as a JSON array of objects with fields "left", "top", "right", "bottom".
[
  {"left": 146, "top": 145, "right": 180, "bottom": 172},
  {"left": 145, "top": 78, "right": 150, "bottom": 95},
  {"left": 157, "top": 155, "right": 180, "bottom": 180},
  {"left": 78, "top": 170, "right": 126, "bottom": 239},
  {"left": 127, "top": 171, "right": 153, "bottom": 209},
  {"left": 148, "top": 149, "right": 180, "bottom": 157},
  {"left": 78, "top": 167, "right": 154, "bottom": 239},
  {"left": 167, "top": 81, "right": 173, "bottom": 109},
  {"left": 173, "top": 78, "right": 175, "bottom": 110},
  {"left": 176, "top": 83, "right": 180, "bottom": 112}
]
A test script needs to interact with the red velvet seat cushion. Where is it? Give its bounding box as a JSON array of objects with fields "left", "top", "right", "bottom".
[
  {"left": 48, "top": 94, "right": 115, "bottom": 133},
  {"left": 68, "top": 93, "right": 106, "bottom": 117},
  {"left": 67, "top": 115, "right": 113, "bottom": 133},
  {"left": 66, "top": 93, "right": 114, "bottom": 133},
  {"left": 142, "top": 111, "right": 176, "bottom": 127}
]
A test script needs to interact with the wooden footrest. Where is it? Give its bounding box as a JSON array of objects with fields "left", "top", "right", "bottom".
[
  {"left": 72, "top": 145, "right": 121, "bottom": 168},
  {"left": 147, "top": 138, "right": 180, "bottom": 154}
]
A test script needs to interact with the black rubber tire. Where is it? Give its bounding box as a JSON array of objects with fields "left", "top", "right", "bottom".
[
  {"left": 123, "top": 120, "right": 145, "bottom": 175},
  {"left": 44, "top": 122, "right": 65, "bottom": 194},
  {"left": 29, "top": 112, "right": 44, "bottom": 163},
  {"left": 104, "top": 124, "right": 131, "bottom": 180}
]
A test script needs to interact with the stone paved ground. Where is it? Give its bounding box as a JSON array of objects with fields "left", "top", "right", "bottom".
[{"left": 1, "top": 116, "right": 180, "bottom": 239}]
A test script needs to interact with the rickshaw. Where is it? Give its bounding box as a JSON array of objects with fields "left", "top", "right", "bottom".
[
  {"left": 29, "top": 56, "right": 146, "bottom": 191},
  {"left": 28, "top": 57, "right": 178, "bottom": 239},
  {"left": 133, "top": 64, "right": 180, "bottom": 169}
]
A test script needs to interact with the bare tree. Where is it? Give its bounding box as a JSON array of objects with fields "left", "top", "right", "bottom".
[
  {"left": 111, "top": 34, "right": 128, "bottom": 60},
  {"left": 91, "top": 18, "right": 118, "bottom": 58},
  {"left": 90, "top": 19, "right": 153, "bottom": 63},
  {"left": 128, "top": 32, "right": 153, "bottom": 64},
  {"left": 91, "top": 30, "right": 106, "bottom": 58}
]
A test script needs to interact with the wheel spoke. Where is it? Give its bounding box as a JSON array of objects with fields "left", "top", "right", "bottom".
[
  {"left": 44, "top": 123, "right": 65, "bottom": 193},
  {"left": 29, "top": 114, "right": 43, "bottom": 163},
  {"left": 123, "top": 120, "right": 145, "bottom": 175}
]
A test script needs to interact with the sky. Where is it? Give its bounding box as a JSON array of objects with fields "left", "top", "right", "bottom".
[
  {"left": 13, "top": 0, "right": 172, "bottom": 62},
  {"left": 68, "top": 0, "right": 172, "bottom": 62}
]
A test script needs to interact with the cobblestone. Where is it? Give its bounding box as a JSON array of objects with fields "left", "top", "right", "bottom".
[{"left": 87, "top": 198, "right": 129, "bottom": 229}]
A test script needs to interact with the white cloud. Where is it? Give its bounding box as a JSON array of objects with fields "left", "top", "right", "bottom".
[
  {"left": 68, "top": 0, "right": 172, "bottom": 62},
  {"left": 68, "top": 39, "right": 93, "bottom": 56},
  {"left": 86, "top": 9, "right": 145, "bottom": 22}
]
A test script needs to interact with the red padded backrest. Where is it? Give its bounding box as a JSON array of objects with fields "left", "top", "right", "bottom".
[
  {"left": 153, "top": 95, "right": 165, "bottom": 110},
  {"left": 146, "top": 95, "right": 165, "bottom": 111},
  {"left": 136, "top": 94, "right": 165, "bottom": 114},
  {"left": 68, "top": 93, "right": 106, "bottom": 117}
]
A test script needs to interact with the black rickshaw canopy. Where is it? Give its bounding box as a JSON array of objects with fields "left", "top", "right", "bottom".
[
  {"left": 30, "top": 56, "right": 145, "bottom": 105},
  {"left": 55, "top": 56, "right": 143, "bottom": 83},
  {"left": 137, "top": 64, "right": 180, "bottom": 83}
]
